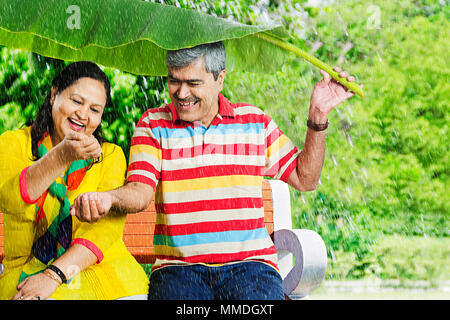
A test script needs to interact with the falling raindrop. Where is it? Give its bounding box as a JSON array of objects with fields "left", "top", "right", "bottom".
[
  {"left": 331, "top": 154, "right": 338, "bottom": 166},
  {"left": 346, "top": 134, "right": 354, "bottom": 147},
  {"left": 142, "top": 76, "right": 148, "bottom": 89}
]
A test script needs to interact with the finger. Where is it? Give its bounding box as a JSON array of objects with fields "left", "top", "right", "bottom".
[
  {"left": 65, "top": 131, "right": 87, "bottom": 141},
  {"left": 84, "top": 135, "right": 99, "bottom": 146},
  {"left": 339, "top": 71, "right": 349, "bottom": 78},
  {"left": 20, "top": 288, "right": 41, "bottom": 300},
  {"left": 319, "top": 69, "right": 331, "bottom": 84},
  {"left": 333, "top": 66, "right": 342, "bottom": 73},
  {"left": 345, "top": 91, "right": 355, "bottom": 99},
  {"left": 77, "top": 138, "right": 102, "bottom": 158},
  {"left": 70, "top": 195, "right": 81, "bottom": 217},
  {"left": 84, "top": 150, "right": 102, "bottom": 161},
  {"left": 12, "top": 290, "right": 24, "bottom": 300},
  {"left": 80, "top": 194, "right": 92, "bottom": 222},
  {"left": 344, "top": 84, "right": 363, "bottom": 97},
  {"left": 347, "top": 76, "right": 355, "bottom": 82},
  {"left": 22, "top": 292, "right": 37, "bottom": 300},
  {"left": 16, "top": 278, "right": 28, "bottom": 290},
  {"left": 81, "top": 144, "right": 102, "bottom": 160},
  {"left": 330, "top": 77, "right": 348, "bottom": 90},
  {"left": 88, "top": 194, "right": 101, "bottom": 223},
  {"left": 340, "top": 87, "right": 356, "bottom": 99}
]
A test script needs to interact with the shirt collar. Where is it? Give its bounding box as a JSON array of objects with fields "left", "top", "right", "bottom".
[
  {"left": 217, "top": 93, "right": 235, "bottom": 119},
  {"left": 167, "top": 93, "right": 235, "bottom": 123}
]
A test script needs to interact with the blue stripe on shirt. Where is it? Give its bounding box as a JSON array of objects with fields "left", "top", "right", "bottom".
[
  {"left": 153, "top": 227, "right": 269, "bottom": 247},
  {"left": 151, "top": 123, "right": 264, "bottom": 139}
]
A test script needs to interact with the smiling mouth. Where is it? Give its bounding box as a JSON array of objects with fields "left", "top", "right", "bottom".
[
  {"left": 68, "top": 118, "right": 85, "bottom": 131},
  {"left": 177, "top": 99, "right": 200, "bottom": 111}
]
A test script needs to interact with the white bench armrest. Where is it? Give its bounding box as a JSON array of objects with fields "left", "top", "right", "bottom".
[{"left": 269, "top": 180, "right": 327, "bottom": 299}]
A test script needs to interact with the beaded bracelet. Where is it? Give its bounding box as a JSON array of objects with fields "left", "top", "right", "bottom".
[
  {"left": 43, "top": 269, "right": 62, "bottom": 286},
  {"left": 46, "top": 265, "right": 67, "bottom": 284}
]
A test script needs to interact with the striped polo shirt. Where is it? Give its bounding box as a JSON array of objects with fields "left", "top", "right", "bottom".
[{"left": 126, "top": 93, "right": 299, "bottom": 270}]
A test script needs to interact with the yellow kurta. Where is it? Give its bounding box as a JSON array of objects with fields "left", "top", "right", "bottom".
[{"left": 0, "top": 127, "right": 149, "bottom": 300}]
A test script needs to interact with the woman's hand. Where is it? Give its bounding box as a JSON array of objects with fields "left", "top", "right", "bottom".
[
  {"left": 12, "top": 272, "right": 59, "bottom": 300},
  {"left": 59, "top": 132, "right": 102, "bottom": 164}
]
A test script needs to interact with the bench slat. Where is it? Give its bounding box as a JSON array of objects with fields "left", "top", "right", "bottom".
[
  {"left": 123, "top": 224, "right": 155, "bottom": 235},
  {"left": 123, "top": 235, "right": 154, "bottom": 247},
  {"left": 125, "top": 213, "right": 156, "bottom": 223}
]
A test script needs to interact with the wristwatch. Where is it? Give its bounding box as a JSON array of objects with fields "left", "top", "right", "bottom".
[{"left": 307, "top": 119, "right": 329, "bottom": 131}]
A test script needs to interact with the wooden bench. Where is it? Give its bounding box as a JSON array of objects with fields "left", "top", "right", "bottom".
[{"left": 0, "top": 179, "right": 327, "bottom": 299}]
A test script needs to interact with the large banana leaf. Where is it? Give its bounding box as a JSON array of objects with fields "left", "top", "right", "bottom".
[{"left": 0, "top": 0, "right": 363, "bottom": 97}]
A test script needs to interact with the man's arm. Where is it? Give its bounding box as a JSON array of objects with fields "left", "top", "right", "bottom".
[
  {"left": 286, "top": 67, "right": 362, "bottom": 192},
  {"left": 70, "top": 181, "right": 154, "bottom": 222},
  {"left": 109, "top": 181, "right": 154, "bottom": 213},
  {"left": 287, "top": 127, "right": 326, "bottom": 192}
]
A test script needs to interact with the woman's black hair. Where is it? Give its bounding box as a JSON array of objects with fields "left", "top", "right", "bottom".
[{"left": 28, "top": 61, "right": 112, "bottom": 162}]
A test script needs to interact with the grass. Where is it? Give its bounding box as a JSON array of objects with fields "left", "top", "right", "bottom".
[
  {"left": 326, "top": 235, "right": 450, "bottom": 283},
  {"left": 309, "top": 282, "right": 450, "bottom": 300}
]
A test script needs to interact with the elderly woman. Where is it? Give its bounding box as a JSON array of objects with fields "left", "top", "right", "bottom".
[{"left": 0, "top": 61, "right": 149, "bottom": 300}]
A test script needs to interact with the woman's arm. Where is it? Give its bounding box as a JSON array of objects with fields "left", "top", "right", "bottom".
[
  {"left": 12, "top": 244, "right": 97, "bottom": 300},
  {"left": 51, "top": 244, "right": 98, "bottom": 279}
]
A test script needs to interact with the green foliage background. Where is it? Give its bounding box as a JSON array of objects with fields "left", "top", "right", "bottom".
[{"left": 0, "top": 0, "right": 448, "bottom": 281}]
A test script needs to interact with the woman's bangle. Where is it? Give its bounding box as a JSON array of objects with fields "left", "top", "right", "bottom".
[
  {"left": 46, "top": 265, "right": 67, "bottom": 284},
  {"left": 43, "top": 269, "right": 62, "bottom": 286}
]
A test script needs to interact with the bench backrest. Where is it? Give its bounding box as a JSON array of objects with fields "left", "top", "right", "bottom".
[{"left": 0, "top": 180, "right": 274, "bottom": 265}]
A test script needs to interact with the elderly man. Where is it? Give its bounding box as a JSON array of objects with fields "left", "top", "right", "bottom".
[{"left": 71, "top": 41, "right": 360, "bottom": 300}]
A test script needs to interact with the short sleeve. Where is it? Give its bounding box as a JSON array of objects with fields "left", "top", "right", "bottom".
[
  {"left": 126, "top": 111, "right": 162, "bottom": 190},
  {"left": 264, "top": 114, "right": 300, "bottom": 182}
]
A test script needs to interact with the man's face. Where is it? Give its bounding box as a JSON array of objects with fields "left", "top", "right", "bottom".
[{"left": 168, "top": 57, "right": 225, "bottom": 127}]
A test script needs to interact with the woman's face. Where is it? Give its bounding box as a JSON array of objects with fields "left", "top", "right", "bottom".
[{"left": 51, "top": 77, "right": 107, "bottom": 145}]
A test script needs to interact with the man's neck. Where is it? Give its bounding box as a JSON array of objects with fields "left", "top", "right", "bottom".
[{"left": 201, "top": 100, "right": 220, "bottom": 128}]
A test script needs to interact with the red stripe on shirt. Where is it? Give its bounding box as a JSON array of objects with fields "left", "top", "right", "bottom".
[
  {"left": 127, "top": 161, "right": 160, "bottom": 177},
  {"left": 160, "top": 165, "right": 265, "bottom": 181},
  {"left": 266, "top": 147, "right": 298, "bottom": 179},
  {"left": 131, "top": 136, "right": 161, "bottom": 148},
  {"left": 265, "top": 127, "right": 283, "bottom": 148},
  {"left": 155, "top": 197, "right": 263, "bottom": 214},
  {"left": 127, "top": 174, "right": 157, "bottom": 190},
  {"left": 155, "top": 217, "right": 265, "bottom": 236}
]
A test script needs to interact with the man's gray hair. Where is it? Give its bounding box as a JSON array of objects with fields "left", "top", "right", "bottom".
[{"left": 166, "top": 41, "right": 226, "bottom": 80}]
